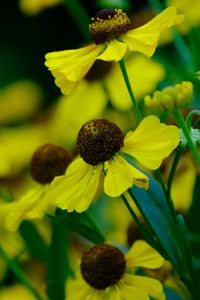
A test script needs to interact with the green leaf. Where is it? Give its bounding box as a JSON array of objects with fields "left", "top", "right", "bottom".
[
  {"left": 130, "top": 174, "right": 183, "bottom": 273},
  {"left": 186, "top": 175, "right": 200, "bottom": 257},
  {"left": 19, "top": 221, "right": 48, "bottom": 261},
  {"left": 63, "top": 210, "right": 105, "bottom": 244},
  {"left": 46, "top": 209, "right": 72, "bottom": 300}
]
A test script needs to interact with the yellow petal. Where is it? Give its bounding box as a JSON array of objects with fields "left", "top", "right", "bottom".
[
  {"left": 67, "top": 277, "right": 93, "bottom": 300},
  {"left": 115, "top": 278, "right": 149, "bottom": 300},
  {"left": 0, "top": 185, "right": 51, "bottom": 231},
  {"left": 123, "top": 115, "right": 180, "bottom": 170},
  {"left": 121, "top": 6, "right": 183, "bottom": 57},
  {"left": 49, "top": 157, "right": 102, "bottom": 213},
  {"left": 97, "top": 39, "right": 127, "bottom": 62},
  {"left": 126, "top": 240, "right": 164, "bottom": 269},
  {"left": 104, "top": 155, "right": 148, "bottom": 197},
  {"left": 45, "top": 43, "right": 105, "bottom": 94},
  {"left": 124, "top": 274, "right": 165, "bottom": 300}
]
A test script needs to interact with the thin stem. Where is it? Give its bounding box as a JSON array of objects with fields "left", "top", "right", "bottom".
[
  {"left": 0, "top": 246, "right": 44, "bottom": 300},
  {"left": 173, "top": 111, "right": 200, "bottom": 166},
  {"left": 63, "top": 0, "right": 91, "bottom": 42},
  {"left": 186, "top": 109, "right": 200, "bottom": 128},
  {"left": 167, "top": 146, "right": 184, "bottom": 200},
  {"left": 118, "top": 59, "right": 142, "bottom": 121},
  {"left": 82, "top": 210, "right": 106, "bottom": 242}
]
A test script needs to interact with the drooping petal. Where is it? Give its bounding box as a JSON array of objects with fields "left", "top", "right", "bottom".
[
  {"left": 123, "top": 115, "right": 180, "bottom": 170},
  {"left": 113, "top": 279, "right": 149, "bottom": 300},
  {"left": 124, "top": 274, "right": 165, "bottom": 300},
  {"left": 45, "top": 43, "right": 105, "bottom": 94},
  {"left": 97, "top": 39, "right": 127, "bottom": 62},
  {"left": 0, "top": 185, "right": 51, "bottom": 231},
  {"left": 104, "top": 155, "right": 148, "bottom": 197},
  {"left": 120, "top": 6, "right": 184, "bottom": 57},
  {"left": 48, "top": 157, "right": 102, "bottom": 213},
  {"left": 126, "top": 240, "right": 164, "bottom": 269}
]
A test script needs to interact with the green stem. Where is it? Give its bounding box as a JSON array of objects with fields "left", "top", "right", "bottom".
[
  {"left": 118, "top": 59, "right": 142, "bottom": 121},
  {"left": 173, "top": 111, "right": 200, "bottom": 166},
  {"left": 186, "top": 109, "right": 200, "bottom": 128},
  {"left": 82, "top": 210, "right": 106, "bottom": 242},
  {"left": 46, "top": 209, "right": 70, "bottom": 300},
  {"left": 167, "top": 146, "right": 184, "bottom": 200},
  {"left": 0, "top": 246, "right": 44, "bottom": 300},
  {"left": 63, "top": 0, "right": 91, "bottom": 42}
]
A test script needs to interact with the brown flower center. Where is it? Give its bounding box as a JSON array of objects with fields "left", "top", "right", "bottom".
[
  {"left": 30, "top": 143, "right": 72, "bottom": 184},
  {"left": 90, "top": 9, "right": 132, "bottom": 44},
  {"left": 80, "top": 244, "right": 126, "bottom": 289},
  {"left": 77, "top": 119, "right": 124, "bottom": 165}
]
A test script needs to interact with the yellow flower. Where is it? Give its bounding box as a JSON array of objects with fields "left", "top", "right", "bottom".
[
  {"left": 66, "top": 240, "right": 165, "bottom": 300},
  {"left": 0, "top": 184, "right": 53, "bottom": 231},
  {"left": 144, "top": 81, "right": 193, "bottom": 112},
  {"left": 47, "top": 115, "right": 180, "bottom": 212},
  {"left": 0, "top": 144, "right": 72, "bottom": 231},
  {"left": 19, "top": 0, "right": 62, "bottom": 15},
  {"left": 45, "top": 7, "right": 183, "bottom": 95}
]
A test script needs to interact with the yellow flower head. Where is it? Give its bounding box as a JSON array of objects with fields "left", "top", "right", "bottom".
[
  {"left": 45, "top": 6, "right": 183, "bottom": 95},
  {"left": 47, "top": 115, "right": 180, "bottom": 213},
  {"left": 67, "top": 240, "right": 165, "bottom": 300},
  {"left": 0, "top": 143, "right": 73, "bottom": 231},
  {"left": 144, "top": 81, "right": 193, "bottom": 112}
]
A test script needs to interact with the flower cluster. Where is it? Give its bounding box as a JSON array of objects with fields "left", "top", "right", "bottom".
[{"left": 1, "top": 2, "right": 200, "bottom": 300}]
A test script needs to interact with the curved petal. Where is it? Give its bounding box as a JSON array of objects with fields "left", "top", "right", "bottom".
[
  {"left": 121, "top": 6, "right": 184, "bottom": 57},
  {"left": 104, "top": 155, "right": 148, "bottom": 197},
  {"left": 97, "top": 39, "right": 127, "bottom": 62},
  {"left": 126, "top": 240, "right": 164, "bottom": 269},
  {"left": 45, "top": 43, "right": 105, "bottom": 94},
  {"left": 49, "top": 157, "right": 102, "bottom": 212},
  {"left": 123, "top": 115, "right": 180, "bottom": 170},
  {"left": 124, "top": 274, "right": 165, "bottom": 300}
]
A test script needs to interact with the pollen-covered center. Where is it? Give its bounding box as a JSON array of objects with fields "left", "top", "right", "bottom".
[
  {"left": 30, "top": 143, "right": 72, "bottom": 184},
  {"left": 77, "top": 119, "right": 124, "bottom": 165},
  {"left": 80, "top": 244, "right": 126, "bottom": 290},
  {"left": 90, "top": 8, "right": 132, "bottom": 44}
]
